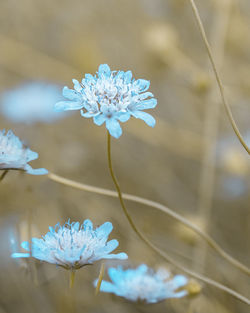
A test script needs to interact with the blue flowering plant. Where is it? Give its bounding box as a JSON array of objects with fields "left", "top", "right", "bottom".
[
  {"left": 55, "top": 64, "right": 157, "bottom": 138},
  {"left": 12, "top": 219, "right": 128, "bottom": 270},
  {"left": 94, "top": 264, "right": 188, "bottom": 303},
  {"left": 0, "top": 82, "right": 66, "bottom": 124},
  {"left": 0, "top": 129, "right": 48, "bottom": 175}
]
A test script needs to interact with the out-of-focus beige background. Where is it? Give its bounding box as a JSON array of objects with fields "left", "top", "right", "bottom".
[{"left": 0, "top": 0, "right": 249, "bottom": 312}]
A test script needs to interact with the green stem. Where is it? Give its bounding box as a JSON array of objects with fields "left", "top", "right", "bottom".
[
  {"left": 188, "top": 0, "right": 249, "bottom": 154},
  {"left": 106, "top": 132, "right": 250, "bottom": 305},
  {"left": 0, "top": 170, "right": 9, "bottom": 182},
  {"left": 95, "top": 263, "right": 105, "bottom": 295},
  {"left": 47, "top": 172, "right": 250, "bottom": 276},
  {"left": 69, "top": 270, "right": 76, "bottom": 289}
]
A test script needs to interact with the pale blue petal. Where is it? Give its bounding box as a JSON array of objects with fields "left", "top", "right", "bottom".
[
  {"left": 62, "top": 87, "right": 80, "bottom": 101},
  {"left": 95, "top": 280, "right": 117, "bottom": 293},
  {"left": 83, "top": 219, "right": 93, "bottom": 231},
  {"left": 26, "top": 150, "right": 38, "bottom": 162},
  {"left": 131, "top": 111, "right": 155, "bottom": 127},
  {"left": 96, "top": 222, "right": 113, "bottom": 238},
  {"left": 124, "top": 71, "right": 132, "bottom": 83},
  {"left": 137, "top": 98, "right": 157, "bottom": 110},
  {"left": 138, "top": 92, "right": 154, "bottom": 101},
  {"left": 117, "top": 113, "right": 130, "bottom": 123},
  {"left": 93, "top": 114, "right": 106, "bottom": 126},
  {"left": 136, "top": 264, "right": 148, "bottom": 274},
  {"left": 97, "top": 239, "right": 119, "bottom": 254},
  {"left": 72, "top": 79, "right": 82, "bottom": 92},
  {"left": 135, "top": 79, "right": 150, "bottom": 92},
  {"left": 11, "top": 252, "right": 30, "bottom": 258},
  {"left": 72, "top": 222, "right": 80, "bottom": 231},
  {"left": 80, "top": 110, "right": 96, "bottom": 118},
  {"left": 98, "top": 64, "right": 111, "bottom": 77},
  {"left": 106, "top": 119, "right": 122, "bottom": 139},
  {"left": 170, "top": 275, "right": 188, "bottom": 289},
  {"left": 24, "top": 164, "right": 48, "bottom": 175},
  {"left": 21, "top": 241, "right": 30, "bottom": 251},
  {"left": 85, "top": 74, "right": 96, "bottom": 83},
  {"left": 108, "top": 267, "right": 123, "bottom": 283},
  {"left": 54, "top": 101, "right": 84, "bottom": 112},
  {"left": 100, "top": 252, "right": 128, "bottom": 260}
]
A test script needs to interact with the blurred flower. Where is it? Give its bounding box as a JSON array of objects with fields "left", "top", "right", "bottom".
[
  {"left": 55, "top": 64, "right": 157, "bottom": 138},
  {"left": 0, "top": 82, "right": 66, "bottom": 124},
  {"left": 0, "top": 129, "right": 48, "bottom": 175},
  {"left": 94, "top": 264, "right": 188, "bottom": 303},
  {"left": 12, "top": 219, "right": 128, "bottom": 270}
]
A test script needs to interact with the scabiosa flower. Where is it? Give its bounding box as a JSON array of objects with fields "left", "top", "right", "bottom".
[
  {"left": 0, "top": 129, "right": 48, "bottom": 175},
  {"left": 0, "top": 82, "right": 67, "bottom": 124},
  {"left": 55, "top": 64, "right": 157, "bottom": 138},
  {"left": 12, "top": 220, "right": 128, "bottom": 270},
  {"left": 94, "top": 264, "right": 188, "bottom": 303}
]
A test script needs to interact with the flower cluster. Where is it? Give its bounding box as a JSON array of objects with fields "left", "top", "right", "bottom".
[
  {"left": 95, "top": 264, "right": 188, "bottom": 303},
  {"left": 0, "top": 129, "right": 48, "bottom": 175},
  {"left": 55, "top": 64, "right": 157, "bottom": 138},
  {"left": 0, "top": 82, "right": 66, "bottom": 124},
  {"left": 12, "top": 219, "right": 128, "bottom": 270}
]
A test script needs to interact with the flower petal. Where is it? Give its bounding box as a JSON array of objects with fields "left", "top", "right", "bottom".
[
  {"left": 131, "top": 111, "right": 156, "bottom": 127},
  {"left": 100, "top": 252, "right": 128, "bottom": 260},
  {"left": 95, "top": 280, "right": 117, "bottom": 293},
  {"left": 96, "top": 222, "right": 113, "bottom": 239},
  {"left": 83, "top": 219, "right": 93, "bottom": 231},
  {"left": 117, "top": 112, "right": 130, "bottom": 123},
  {"left": 98, "top": 64, "right": 111, "bottom": 77},
  {"left": 24, "top": 164, "right": 48, "bottom": 175},
  {"left": 54, "top": 101, "right": 84, "bottom": 112},
  {"left": 93, "top": 114, "right": 106, "bottom": 126},
  {"left": 134, "top": 79, "right": 150, "bottom": 92},
  {"left": 137, "top": 98, "right": 157, "bottom": 110},
  {"left": 106, "top": 119, "right": 122, "bottom": 138},
  {"left": 62, "top": 86, "right": 80, "bottom": 101},
  {"left": 11, "top": 252, "right": 30, "bottom": 258},
  {"left": 72, "top": 79, "right": 82, "bottom": 92}
]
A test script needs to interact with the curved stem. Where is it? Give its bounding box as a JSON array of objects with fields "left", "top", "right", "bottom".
[
  {"left": 105, "top": 132, "right": 250, "bottom": 305},
  {"left": 47, "top": 171, "right": 250, "bottom": 277},
  {"left": 95, "top": 263, "right": 105, "bottom": 295},
  {"left": 188, "top": 0, "right": 249, "bottom": 154},
  {"left": 0, "top": 170, "right": 9, "bottom": 182}
]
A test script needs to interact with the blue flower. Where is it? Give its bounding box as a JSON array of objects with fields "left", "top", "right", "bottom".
[
  {"left": 0, "top": 129, "right": 48, "bottom": 175},
  {"left": 55, "top": 64, "right": 157, "bottom": 138},
  {"left": 12, "top": 220, "right": 128, "bottom": 270},
  {"left": 0, "top": 82, "right": 67, "bottom": 124},
  {"left": 94, "top": 264, "right": 188, "bottom": 303}
]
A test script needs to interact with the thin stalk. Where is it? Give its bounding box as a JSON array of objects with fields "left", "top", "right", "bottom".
[
  {"left": 105, "top": 132, "right": 250, "bottom": 305},
  {"left": 194, "top": 0, "right": 232, "bottom": 273},
  {"left": 188, "top": 0, "right": 249, "bottom": 154},
  {"left": 47, "top": 172, "right": 250, "bottom": 277},
  {"left": 95, "top": 263, "right": 105, "bottom": 295},
  {"left": 0, "top": 170, "right": 9, "bottom": 182},
  {"left": 69, "top": 270, "right": 76, "bottom": 289}
]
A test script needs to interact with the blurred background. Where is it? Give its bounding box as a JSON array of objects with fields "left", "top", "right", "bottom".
[{"left": 0, "top": 0, "right": 249, "bottom": 312}]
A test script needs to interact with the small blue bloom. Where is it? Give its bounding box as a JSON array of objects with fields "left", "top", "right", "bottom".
[
  {"left": 55, "top": 64, "right": 157, "bottom": 138},
  {"left": 12, "top": 220, "right": 128, "bottom": 270},
  {"left": 0, "top": 129, "right": 48, "bottom": 175},
  {"left": 0, "top": 82, "right": 67, "bottom": 124},
  {"left": 94, "top": 264, "right": 188, "bottom": 303}
]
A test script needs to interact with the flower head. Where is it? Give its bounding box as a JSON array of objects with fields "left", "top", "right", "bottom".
[
  {"left": 95, "top": 264, "right": 188, "bottom": 303},
  {"left": 12, "top": 220, "right": 128, "bottom": 270},
  {"left": 0, "top": 129, "right": 48, "bottom": 175},
  {"left": 55, "top": 64, "right": 157, "bottom": 138},
  {"left": 0, "top": 82, "right": 66, "bottom": 124}
]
